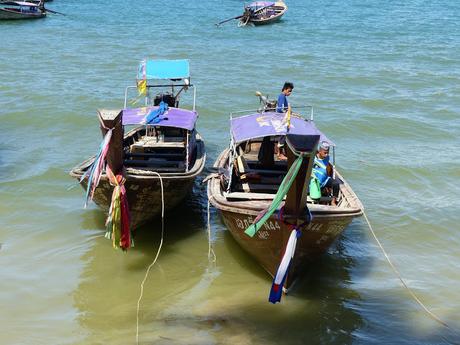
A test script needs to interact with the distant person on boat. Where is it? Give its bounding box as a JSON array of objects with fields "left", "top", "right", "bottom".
[
  {"left": 275, "top": 82, "right": 294, "bottom": 159},
  {"left": 276, "top": 81, "right": 294, "bottom": 113},
  {"left": 312, "top": 141, "right": 339, "bottom": 206}
]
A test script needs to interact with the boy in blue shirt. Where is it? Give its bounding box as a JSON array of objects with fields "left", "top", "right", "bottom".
[
  {"left": 276, "top": 82, "right": 294, "bottom": 159},
  {"left": 276, "top": 82, "right": 294, "bottom": 113}
]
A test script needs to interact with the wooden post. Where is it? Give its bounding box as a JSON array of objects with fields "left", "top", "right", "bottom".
[
  {"left": 97, "top": 109, "right": 124, "bottom": 175},
  {"left": 284, "top": 150, "right": 308, "bottom": 219},
  {"left": 284, "top": 134, "right": 319, "bottom": 221}
]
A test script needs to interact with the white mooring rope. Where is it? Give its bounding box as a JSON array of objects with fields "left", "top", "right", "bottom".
[
  {"left": 362, "top": 210, "right": 460, "bottom": 343},
  {"left": 136, "top": 172, "right": 164, "bottom": 345},
  {"left": 207, "top": 197, "right": 217, "bottom": 263}
]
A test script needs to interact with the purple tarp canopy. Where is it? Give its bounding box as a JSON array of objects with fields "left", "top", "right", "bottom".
[
  {"left": 231, "top": 112, "right": 335, "bottom": 146},
  {"left": 248, "top": 1, "right": 275, "bottom": 8},
  {"left": 122, "top": 106, "right": 198, "bottom": 131}
]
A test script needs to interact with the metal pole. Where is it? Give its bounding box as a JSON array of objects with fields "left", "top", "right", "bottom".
[
  {"left": 124, "top": 87, "right": 129, "bottom": 108},
  {"left": 193, "top": 86, "right": 196, "bottom": 112},
  {"left": 186, "top": 131, "right": 189, "bottom": 172},
  {"left": 332, "top": 146, "right": 336, "bottom": 179}
]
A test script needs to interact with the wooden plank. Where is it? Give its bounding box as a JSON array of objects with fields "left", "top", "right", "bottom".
[
  {"left": 236, "top": 156, "right": 250, "bottom": 174},
  {"left": 98, "top": 109, "right": 123, "bottom": 174},
  {"left": 124, "top": 159, "right": 181, "bottom": 167},
  {"left": 125, "top": 152, "right": 184, "bottom": 159},
  {"left": 225, "top": 192, "right": 281, "bottom": 200},
  {"left": 130, "top": 141, "right": 185, "bottom": 149},
  {"left": 224, "top": 192, "right": 332, "bottom": 204},
  {"left": 237, "top": 183, "right": 279, "bottom": 193},
  {"left": 126, "top": 166, "right": 185, "bottom": 173}
]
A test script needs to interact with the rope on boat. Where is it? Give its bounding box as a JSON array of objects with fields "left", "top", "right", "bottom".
[
  {"left": 136, "top": 172, "right": 164, "bottom": 345},
  {"left": 207, "top": 197, "right": 217, "bottom": 263},
  {"left": 362, "top": 210, "right": 457, "bottom": 333}
]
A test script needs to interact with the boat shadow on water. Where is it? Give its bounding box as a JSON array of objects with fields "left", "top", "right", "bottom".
[
  {"left": 214, "top": 219, "right": 460, "bottom": 344},
  {"left": 79, "top": 176, "right": 208, "bottom": 251},
  {"left": 73, "top": 202, "right": 459, "bottom": 344}
]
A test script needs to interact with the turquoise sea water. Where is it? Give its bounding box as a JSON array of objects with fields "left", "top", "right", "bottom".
[{"left": 1, "top": 0, "right": 460, "bottom": 344}]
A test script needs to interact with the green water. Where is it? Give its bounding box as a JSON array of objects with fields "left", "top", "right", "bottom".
[{"left": 1, "top": 0, "right": 459, "bottom": 344}]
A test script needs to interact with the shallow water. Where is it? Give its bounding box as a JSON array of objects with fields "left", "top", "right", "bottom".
[{"left": 1, "top": 0, "right": 459, "bottom": 344}]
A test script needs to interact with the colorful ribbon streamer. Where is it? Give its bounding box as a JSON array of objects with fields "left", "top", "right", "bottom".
[
  {"left": 105, "top": 166, "right": 132, "bottom": 250},
  {"left": 283, "top": 105, "right": 292, "bottom": 131},
  {"left": 245, "top": 155, "right": 304, "bottom": 237},
  {"left": 81, "top": 129, "right": 113, "bottom": 207},
  {"left": 137, "top": 59, "right": 147, "bottom": 97},
  {"left": 269, "top": 229, "right": 302, "bottom": 304}
]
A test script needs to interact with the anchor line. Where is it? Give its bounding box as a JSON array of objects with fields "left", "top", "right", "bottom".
[
  {"left": 363, "top": 210, "right": 460, "bottom": 342},
  {"left": 207, "top": 197, "right": 217, "bottom": 263}
]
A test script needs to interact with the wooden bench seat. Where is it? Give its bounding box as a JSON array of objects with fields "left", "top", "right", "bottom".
[
  {"left": 125, "top": 152, "right": 184, "bottom": 160},
  {"left": 235, "top": 183, "right": 279, "bottom": 193},
  {"left": 126, "top": 166, "right": 185, "bottom": 173},
  {"left": 124, "top": 158, "right": 183, "bottom": 168},
  {"left": 235, "top": 156, "right": 287, "bottom": 176}
]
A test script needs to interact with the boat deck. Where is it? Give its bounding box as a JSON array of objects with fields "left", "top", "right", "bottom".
[{"left": 209, "top": 147, "right": 363, "bottom": 216}]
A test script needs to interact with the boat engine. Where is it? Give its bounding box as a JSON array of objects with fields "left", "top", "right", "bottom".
[{"left": 153, "top": 93, "right": 177, "bottom": 108}]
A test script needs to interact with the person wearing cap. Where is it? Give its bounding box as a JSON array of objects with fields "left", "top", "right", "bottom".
[{"left": 312, "top": 141, "right": 340, "bottom": 206}]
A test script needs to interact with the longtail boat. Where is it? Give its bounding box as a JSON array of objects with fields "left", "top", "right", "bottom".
[
  {"left": 241, "top": 1, "right": 287, "bottom": 26},
  {"left": 0, "top": 0, "right": 45, "bottom": 19},
  {"left": 70, "top": 59, "right": 205, "bottom": 248},
  {"left": 216, "top": 1, "right": 287, "bottom": 27},
  {"left": 207, "top": 94, "right": 362, "bottom": 301}
]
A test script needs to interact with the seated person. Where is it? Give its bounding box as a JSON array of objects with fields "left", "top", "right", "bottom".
[{"left": 311, "top": 141, "right": 340, "bottom": 206}]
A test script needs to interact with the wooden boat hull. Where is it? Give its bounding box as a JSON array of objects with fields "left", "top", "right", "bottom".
[
  {"left": 70, "top": 136, "right": 205, "bottom": 229},
  {"left": 208, "top": 149, "right": 363, "bottom": 288},
  {"left": 250, "top": 1, "right": 287, "bottom": 26},
  {"left": 219, "top": 210, "right": 354, "bottom": 286},
  {"left": 0, "top": 8, "right": 45, "bottom": 19}
]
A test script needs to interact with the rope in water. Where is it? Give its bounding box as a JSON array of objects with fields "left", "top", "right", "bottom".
[
  {"left": 362, "top": 211, "right": 452, "bottom": 329},
  {"left": 207, "top": 197, "right": 217, "bottom": 263},
  {"left": 136, "top": 172, "right": 164, "bottom": 345}
]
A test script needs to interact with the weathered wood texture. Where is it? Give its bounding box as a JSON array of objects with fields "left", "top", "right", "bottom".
[{"left": 98, "top": 109, "right": 124, "bottom": 175}]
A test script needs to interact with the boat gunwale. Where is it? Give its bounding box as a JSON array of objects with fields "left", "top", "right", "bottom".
[
  {"left": 0, "top": 8, "right": 45, "bottom": 18},
  {"left": 69, "top": 133, "right": 206, "bottom": 181},
  {"left": 249, "top": 1, "right": 287, "bottom": 24},
  {"left": 207, "top": 148, "right": 363, "bottom": 218}
]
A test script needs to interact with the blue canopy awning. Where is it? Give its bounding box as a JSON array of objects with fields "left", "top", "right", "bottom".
[{"left": 137, "top": 59, "right": 190, "bottom": 80}]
